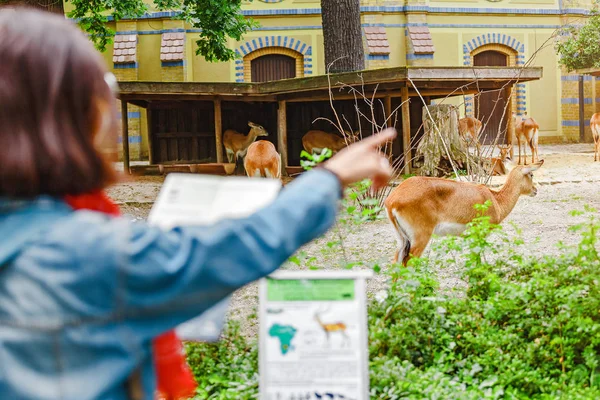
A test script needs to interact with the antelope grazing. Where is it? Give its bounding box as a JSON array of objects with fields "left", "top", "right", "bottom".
[
  {"left": 385, "top": 160, "right": 544, "bottom": 265},
  {"left": 590, "top": 113, "right": 600, "bottom": 161},
  {"left": 458, "top": 116, "right": 482, "bottom": 149},
  {"left": 513, "top": 112, "right": 539, "bottom": 165},
  {"left": 490, "top": 144, "right": 513, "bottom": 176},
  {"left": 223, "top": 122, "right": 268, "bottom": 163},
  {"left": 302, "top": 130, "right": 347, "bottom": 154},
  {"left": 244, "top": 140, "right": 281, "bottom": 179}
]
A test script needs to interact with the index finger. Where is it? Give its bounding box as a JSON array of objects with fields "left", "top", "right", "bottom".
[{"left": 360, "top": 128, "right": 397, "bottom": 149}]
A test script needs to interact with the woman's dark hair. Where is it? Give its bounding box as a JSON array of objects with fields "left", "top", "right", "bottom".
[{"left": 0, "top": 8, "right": 118, "bottom": 197}]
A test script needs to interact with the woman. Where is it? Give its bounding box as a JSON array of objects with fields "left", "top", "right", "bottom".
[{"left": 0, "top": 8, "right": 395, "bottom": 400}]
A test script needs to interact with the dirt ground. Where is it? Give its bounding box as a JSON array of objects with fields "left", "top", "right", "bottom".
[{"left": 107, "top": 144, "right": 600, "bottom": 337}]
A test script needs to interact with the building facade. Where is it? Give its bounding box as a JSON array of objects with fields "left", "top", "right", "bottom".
[{"left": 67, "top": 0, "right": 596, "bottom": 160}]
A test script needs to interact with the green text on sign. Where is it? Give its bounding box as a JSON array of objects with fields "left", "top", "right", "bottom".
[{"left": 267, "top": 279, "right": 355, "bottom": 301}]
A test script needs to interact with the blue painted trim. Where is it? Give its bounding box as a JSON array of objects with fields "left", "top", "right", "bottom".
[
  {"left": 117, "top": 112, "right": 141, "bottom": 119},
  {"left": 114, "top": 63, "right": 138, "bottom": 69},
  {"left": 367, "top": 54, "right": 390, "bottom": 60},
  {"left": 562, "top": 120, "right": 591, "bottom": 127},
  {"left": 113, "top": 23, "right": 568, "bottom": 37},
  {"left": 595, "top": 98, "right": 600, "bottom": 103},
  {"left": 406, "top": 53, "right": 434, "bottom": 60},
  {"left": 561, "top": 98, "right": 593, "bottom": 104},
  {"left": 97, "top": 7, "right": 590, "bottom": 22},
  {"left": 561, "top": 75, "right": 592, "bottom": 81},
  {"left": 117, "top": 136, "right": 143, "bottom": 144},
  {"left": 161, "top": 60, "right": 185, "bottom": 67},
  {"left": 116, "top": 28, "right": 185, "bottom": 35}
]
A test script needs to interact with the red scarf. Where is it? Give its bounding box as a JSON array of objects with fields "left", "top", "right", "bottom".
[{"left": 64, "top": 191, "right": 197, "bottom": 400}]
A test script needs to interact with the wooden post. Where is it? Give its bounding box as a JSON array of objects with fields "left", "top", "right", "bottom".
[
  {"left": 401, "top": 87, "right": 411, "bottom": 174},
  {"left": 507, "top": 88, "right": 514, "bottom": 159},
  {"left": 278, "top": 100, "right": 288, "bottom": 173},
  {"left": 146, "top": 106, "right": 154, "bottom": 165},
  {"left": 579, "top": 75, "right": 585, "bottom": 142},
  {"left": 214, "top": 98, "right": 224, "bottom": 163},
  {"left": 121, "top": 100, "right": 130, "bottom": 174},
  {"left": 384, "top": 95, "right": 394, "bottom": 157}
]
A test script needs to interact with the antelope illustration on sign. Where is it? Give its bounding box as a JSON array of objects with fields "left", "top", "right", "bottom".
[{"left": 314, "top": 306, "right": 350, "bottom": 347}]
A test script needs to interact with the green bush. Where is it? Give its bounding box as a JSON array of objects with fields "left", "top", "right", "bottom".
[{"left": 186, "top": 205, "right": 600, "bottom": 399}]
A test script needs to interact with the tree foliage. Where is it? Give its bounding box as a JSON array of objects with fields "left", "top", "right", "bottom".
[
  {"left": 555, "top": 7, "right": 600, "bottom": 72},
  {"left": 67, "top": 0, "right": 257, "bottom": 62}
]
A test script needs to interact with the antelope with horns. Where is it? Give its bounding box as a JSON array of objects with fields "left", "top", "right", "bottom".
[
  {"left": 513, "top": 112, "right": 539, "bottom": 165},
  {"left": 590, "top": 113, "right": 600, "bottom": 162},
  {"left": 302, "top": 130, "right": 348, "bottom": 155},
  {"left": 490, "top": 144, "right": 514, "bottom": 176},
  {"left": 244, "top": 140, "right": 281, "bottom": 179},
  {"left": 458, "top": 116, "right": 482, "bottom": 150},
  {"left": 223, "top": 122, "right": 268, "bottom": 164},
  {"left": 385, "top": 160, "right": 544, "bottom": 266},
  {"left": 314, "top": 307, "right": 350, "bottom": 347}
]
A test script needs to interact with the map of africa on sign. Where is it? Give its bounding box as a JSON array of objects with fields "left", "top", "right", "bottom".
[{"left": 269, "top": 324, "right": 297, "bottom": 355}]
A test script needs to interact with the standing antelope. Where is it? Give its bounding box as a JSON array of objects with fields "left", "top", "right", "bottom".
[
  {"left": 314, "top": 308, "right": 350, "bottom": 347},
  {"left": 513, "top": 112, "right": 539, "bottom": 165},
  {"left": 458, "top": 116, "right": 482, "bottom": 149},
  {"left": 490, "top": 144, "right": 513, "bottom": 176},
  {"left": 302, "top": 130, "right": 347, "bottom": 154},
  {"left": 244, "top": 140, "right": 281, "bottom": 179},
  {"left": 223, "top": 122, "right": 268, "bottom": 164},
  {"left": 385, "top": 160, "right": 544, "bottom": 266},
  {"left": 590, "top": 113, "right": 600, "bottom": 162}
]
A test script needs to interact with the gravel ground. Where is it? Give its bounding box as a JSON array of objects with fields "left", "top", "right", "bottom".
[{"left": 107, "top": 144, "right": 600, "bottom": 337}]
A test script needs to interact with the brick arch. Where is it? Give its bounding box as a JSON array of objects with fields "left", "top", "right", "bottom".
[
  {"left": 464, "top": 33, "right": 524, "bottom": 60},
  {"left": 242, "top": 47, "right": 304, "bottom": 82},
  {"left": 462, "top": 34, "right": 527, "bottom": 117},
  {"left": 234, "top": 36, "right": 313, "bottom": 82}
]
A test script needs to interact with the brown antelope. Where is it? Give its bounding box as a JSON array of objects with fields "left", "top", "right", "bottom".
[
  {"left": 302, "top": 130, "right": 347, "bottom": 154},
  {"left": 490, "top": 144, "right": 513, "bottom": 176},
  {"left": 384, "top": 160, "right": 544, "bottom": 266},
  {"left": 513, "top": 112, "right": 539, "bottom": 165},
  {"left": 244, "top": 140, "right": 281, "bottom": 179},
  {"left": 223, "top": 122, "right": 268, "bottom": 163},
  {"left": 314, "top": 308, "right": 350, "bottom": 347},
  {"left": 458, "top": 116, "right": 482, "bottom": 149},
  {"left": 590, "top": 113, "right": 600, "bottom": 162}
]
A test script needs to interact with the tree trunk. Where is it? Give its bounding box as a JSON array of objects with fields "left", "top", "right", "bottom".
[
  {"left": 1, "top": 0, "right": 64, "bottom": 14},
  {"left": 321, "top": 0, "right": 365, "bottom": 73}
]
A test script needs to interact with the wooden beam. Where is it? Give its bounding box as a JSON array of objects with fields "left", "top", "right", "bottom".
[
  {"left": 401, "top": 87, "right": 411, "bottom": 174},
  {"left": 278, "top": 100, "right": 288, "bottom": 172},
  {"left": 116, "top": 67, "right": 542, "bottom": 100},
  {"left": 214, "top": 98, "right": 223, "bottom": 163},
  {"left": 281, "top": 89, "right": 479, "bottom": 103},
  {"left": 121, "top": 100, "right": 130, "bottom": 175}
]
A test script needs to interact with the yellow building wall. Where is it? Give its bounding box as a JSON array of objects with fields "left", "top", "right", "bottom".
[{"left": 70, "top": 0, "right": 594, "bottom": 159}]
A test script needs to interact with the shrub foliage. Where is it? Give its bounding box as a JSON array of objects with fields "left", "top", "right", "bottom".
[{"left": 186, "top": 205, "right": 600, "bottom": 399}]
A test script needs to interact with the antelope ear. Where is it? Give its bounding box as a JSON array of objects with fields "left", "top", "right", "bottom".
[
  {"left": 522, "top": 160, "right": 544, "bottom": 174},
  {"left": 248, "top": 121, "right": 256, "bottom": 127}
]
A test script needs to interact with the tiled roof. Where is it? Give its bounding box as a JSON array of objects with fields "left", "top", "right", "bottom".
[
  {"left": 364, "top": 27, "right": 390, "bottom": 55},
  {"left": 407, "top": 26, "right": 435, "bottom": 54},
  {"left": 113, "top": 34, "right": 138, "bottom": 64},
  {"left": 161, "top": 32, "right": 185, "bottom": 62}
]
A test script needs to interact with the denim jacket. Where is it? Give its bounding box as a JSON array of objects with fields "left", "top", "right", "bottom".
[{"left": 0, "top": 169, "right": 341, "bottom": 400}]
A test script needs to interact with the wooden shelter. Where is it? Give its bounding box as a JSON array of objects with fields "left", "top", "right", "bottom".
[{"left": 117, "top": 66, "right": 542, "bottom": 175}]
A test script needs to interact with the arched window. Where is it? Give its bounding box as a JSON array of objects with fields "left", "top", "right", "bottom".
[
  {"left": 243, "top": 47, "right": 304, "bottom": 83},
  {"left": 251, "top": 54, "right": 296, "bottom": 82}
]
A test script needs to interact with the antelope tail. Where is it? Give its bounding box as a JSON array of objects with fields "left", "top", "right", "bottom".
[{"left": 387, "top": 207, "right": 411, "bottom": 263}]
